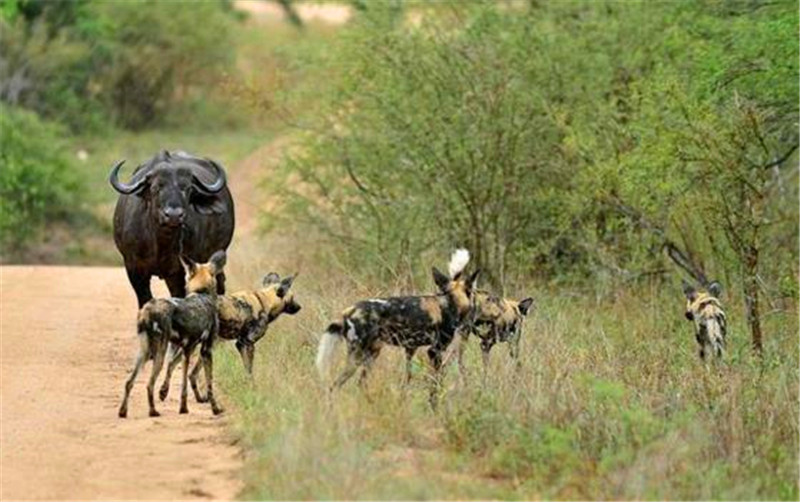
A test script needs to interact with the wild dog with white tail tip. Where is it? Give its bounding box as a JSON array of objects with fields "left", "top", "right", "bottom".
[
  {"left": 458, "top": 290, "right": 533, "bottom": 375},
  {"left": 316, "top": 249, "right": 479, "bottom": 398},
  {"left": 158, "top": 272, "right": 301, "bottom": 403},
  {"left": 118, "top": 250, "right": 227, "bottom": 418},
  {"left": 683, "top": 280, "right": 727, "bottom": 361}
]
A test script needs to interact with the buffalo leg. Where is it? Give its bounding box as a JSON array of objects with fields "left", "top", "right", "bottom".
[
  {"left": 165, "top": 272, "right": 186, "bottom": 299},
  {"left": 126, "top": 267, "right": 152, "bottom": 309},
  {"left": 216, "top": 271, "right": 227, "bottom": 295}
]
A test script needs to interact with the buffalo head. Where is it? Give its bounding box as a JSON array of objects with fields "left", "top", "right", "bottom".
[{"left": 109, "top": 150, "right": 226, "bottom": 228}]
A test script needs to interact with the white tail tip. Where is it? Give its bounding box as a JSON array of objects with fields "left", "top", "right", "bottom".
[
  {"left": 316, "top": 331, "right": 342, "bottom": 380},
  {"left": 448, "top": 248, "right": 470, "bottom": 278}
]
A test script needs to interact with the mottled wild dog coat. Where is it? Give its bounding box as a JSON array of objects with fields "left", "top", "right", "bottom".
[
  {"left": 458, "top": 290, "right": 533, "bottom": 374},
  {"left": 159, "top": 273, "right": 301, "bottom": 403},
  {"left": 316, "top": 249, "right": 479, "bottom": 392},
  {"left": 118, "top": 251, "right": 227, "bottom": 418},
  {"left": 683, "top": 280, "right": 727, "bottom": 361}
]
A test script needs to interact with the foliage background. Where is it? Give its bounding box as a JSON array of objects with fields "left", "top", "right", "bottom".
[{"left": 0, "top": 1, "right": 797, "bottom": 499}]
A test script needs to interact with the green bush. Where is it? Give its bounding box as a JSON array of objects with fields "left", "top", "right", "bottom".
[
  {"left": 284, "top": 2, "right": 798, "bottom": 293},
  {"left": 0, "top": 105, "right": 79, "bottom": 253},
  {"left": 0, "top": 0, "right": 237, "bottom": 131}
]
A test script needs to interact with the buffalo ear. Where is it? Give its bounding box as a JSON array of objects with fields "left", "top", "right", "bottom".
[
  {"left": 209, "top": 250, "right": 227, "bottom": 274},
  {"left": 518, "top": 297, "right": 534, "bottom": 316},
  {"left": 181, "top": 255, "right": 198, "bottom": 276},
  {"left": 708, "top": 281, "right": 722, "bottom": 298},
  {"left": 432, "top": 267, "right": 450, "bottom": 292},
  {"left": 682, "top": 280, "right": 697, "bottom": 302},
  {"left": 262, "top": 272, "right": 281, "bottom": 286},
  {"left": 277, "top": 273, "right": 297, "bottom": 298}
]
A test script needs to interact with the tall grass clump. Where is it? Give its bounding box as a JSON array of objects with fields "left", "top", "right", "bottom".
[{"left": 216, "top": 262, "right": 798, "bottom": 500}]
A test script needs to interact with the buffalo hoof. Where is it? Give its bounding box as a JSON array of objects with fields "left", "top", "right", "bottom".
[
  {"left": 149, "top": 409, "right": 161, "bottom": 418},
  {"left": 159, "top": 387, "right": 169, "bottom": 401},
  {"left": 118, "top": 408, "right": 127, "bottom": 419}
]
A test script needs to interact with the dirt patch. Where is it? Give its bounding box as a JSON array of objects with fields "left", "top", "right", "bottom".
[
  {"left": 0, "top": 266, "right": 242, "bottom": 500},
  {"left": 234, "top": 0, "right": 352, "bottom": 25}
]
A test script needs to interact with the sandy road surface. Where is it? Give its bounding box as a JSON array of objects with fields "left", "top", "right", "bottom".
[{"left": 0, "top": 266, "right": 242, "bottom": 501}]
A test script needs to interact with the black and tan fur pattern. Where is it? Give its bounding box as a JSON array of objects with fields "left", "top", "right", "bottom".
[
  {"left": 458, "top": 290, "right": 533, "bottom": 375},
  {"left": 316, "top": 249, "right": 479, "bottom": 398},
  {"left": 683, "top": 280, "right": 727, "bottom": 361},
  {"left": 158, "top": 273, "right": 301, "bottom": 402},
  {"left": 118, "top": 251, "right": 227, "bottom": 418}
]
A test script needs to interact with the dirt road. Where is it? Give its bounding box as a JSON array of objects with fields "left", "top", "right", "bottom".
[{"left": 0, "top": 266, "right": 242, "bottom": 500}]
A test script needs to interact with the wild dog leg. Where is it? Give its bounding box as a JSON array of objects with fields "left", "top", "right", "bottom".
[
  {"left": 358, "top": 347, "right": 380, "bottom": 388},
  {"left": 201, "top": 342, "right": 224, "bottom": 415},
  {"left": 403, "top": 347, "right": 416, "bottom": 385},
  {"left": 189, "top": 354, "right": 208, "bottom": 403},
  {"left": 426, "top": 336, "right": 450, "bottom": 409},
  {"left": 147, "top": 342, "right": 166, "bottom": 417},
  {"left": 508, "top": 326, "right": 522, "bottom": 371},
  {"left": 236, "top": 339, "right": 256, "bottom": 376},
  {"left": 456, "top": 330, "right": 471, "bottom": 384},
  {"left": 331, "top": 346, "right": 363, "bottom": 391},
  {"left": 118, "top": 350, "right": 146, "bottom": 418},
  {"left": 159, "top": 343, "right": 181, "bottom": 401},
  {"left": 179, "top": 345, "right": 191, "bottom": 414}
]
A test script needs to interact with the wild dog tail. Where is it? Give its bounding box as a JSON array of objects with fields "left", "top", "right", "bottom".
[
  {"left": 316, "top": 321, "right": 345, "bottom": 380},
  {"left": 137, "top": 302, "right": 172, "bottom": 359}
]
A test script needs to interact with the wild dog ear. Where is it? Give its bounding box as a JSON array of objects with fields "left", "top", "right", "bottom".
[
  {"left": 181, "top": 255, "right": 198, "bottom": 276},
  {"left": 708, "top": 281, "right": 722, "bottom": 298},
  {"left": 466, "top": 269, "right": 481, "bottom": 292},
  {"left": 432, "top": 267, "right": 450, "bottom": 292},
  {"left": 518, "top": 297, "right": 534, "bottom": 316},
  {"left": 209, "top": 250, "right": 227, "bottom": 274},
  {"left": 262, "top": 272, "right": 281, "bottom": 286},
  {"left": 277, "top": 273, "right": 297, "bottom": 298},
  {"left": 682, "top": 280, "right": 697, "bottom": 301}
]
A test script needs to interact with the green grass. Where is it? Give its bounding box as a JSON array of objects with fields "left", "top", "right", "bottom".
[{"left": 214, "top": 270, "right": 799, "bottom": 500}]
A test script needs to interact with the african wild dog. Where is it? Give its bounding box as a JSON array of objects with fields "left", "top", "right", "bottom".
[
  {"left": 158, "top": 272, "right": 301, "bottom": 403},
  {"left": 118, "top": 251, "right": 227, "bottom": 418},
  {"left": 457, "top": 290, "right": 533, "bottom": 375},
  {"left": 683, "top": 280, "right": 727, "bottom": 361},
  {"left": 316, "top": 249, "right": 479, "bottom": 397}
]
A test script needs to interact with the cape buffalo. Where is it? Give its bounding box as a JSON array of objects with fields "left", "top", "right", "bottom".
[{"left": 110, "top": 150, "right": 235, "bottom": 308}]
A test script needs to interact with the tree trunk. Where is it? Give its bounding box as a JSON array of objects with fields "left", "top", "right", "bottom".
[{"left": 742, "top": 245, "right": 763, "bottom": 354}]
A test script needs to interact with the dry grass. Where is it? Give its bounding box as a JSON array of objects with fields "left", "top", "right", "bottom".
[{"left": 214, "top": 234, "right": 799, "bottom": 500}]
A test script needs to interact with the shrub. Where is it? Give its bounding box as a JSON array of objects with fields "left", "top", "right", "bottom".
[
  {"left": 0, "top": 105, "right": 79, "bottom": 253},
  {"left": 0, "top": 0, "right": 237, "bottom": 131}
]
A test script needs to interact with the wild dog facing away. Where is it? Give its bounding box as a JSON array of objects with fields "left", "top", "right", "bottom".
[
  {"left": 458, "top": 290, "right": 534, "bottom": 376},
  {"left": 159, "top": 272, "right": 301, "bottom": 403},
  {"left": 683, "top": 280, "right": 727, "bottom": 361},
  {"left": 316, "top": 249, "right": 479, "bottom": 402},
  {"left": 118, "top": 251, "right": 227, "bottom": 418}
]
